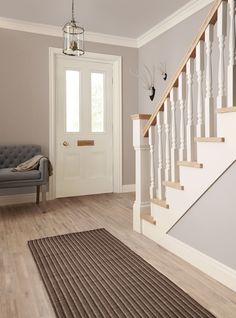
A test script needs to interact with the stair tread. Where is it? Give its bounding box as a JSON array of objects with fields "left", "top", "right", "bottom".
[
  {"left": 194, "top": 137, "right": 225, "bottom": 142},
  {"left": 151, "top": 198, "right": 169, "bottom": 209},
  {"left": 177, "top": 161, "right": 203, "bottom": 168},
  {"left": 141, "top": 214, "right": 156, "bottom": 225},
  {"left": 163, "top": 181, "right": 184, "bottom": 190},
  {"left": 216, "top": 107, "right": 236, "bottom": 113}
]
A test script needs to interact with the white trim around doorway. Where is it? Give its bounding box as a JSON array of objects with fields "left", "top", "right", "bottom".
[{"left": 49, "top": 47, "right": 123, "bottom": 199}]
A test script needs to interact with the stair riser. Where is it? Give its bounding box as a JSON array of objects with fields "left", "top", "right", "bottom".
[
  {"left": 217, "top": 111, "right": 236, "bottom": 129},
  {"left": 217, "top": 112, "right": 236, "bottom": 153},
  {"left": 141, "top": 219, "right": 161, "bottom": 241}
]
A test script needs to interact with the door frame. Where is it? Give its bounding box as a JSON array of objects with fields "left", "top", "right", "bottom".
[{"left": 49, "top": 47, "right": 123, "bottom": 199}]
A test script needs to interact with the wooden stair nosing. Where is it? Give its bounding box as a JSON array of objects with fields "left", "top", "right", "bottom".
[
  {"left": 194, "top": 137, "right": 225, "bottom": 143},
  {"left": 141, "top": 214, "right": 156, "bottom": 225},
  {"left": 163, "top": 181, "right": 184, "bottom": 191},
  {"left": 216, "top": 107, "right": 236, "bottom": 113},
  {"left": 151, "top": 198, "right": 169, "bottom": 209},
  {"left": 177, "top": 161, "right": 203, "bottom": 168}
]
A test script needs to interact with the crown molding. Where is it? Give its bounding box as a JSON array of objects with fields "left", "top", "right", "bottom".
[
  {"left": 84, "top": 31, "right": 137, "bottom": 48},
  {"left": 0, "top": 17, "right": 138, "bottom": 48},
  {"left": 0, "top": 17, "right": 62, "bottom": 37},
  {"left": 137, "top": 0, "right": 214, "bottom": 48},
  {"left": 0, "top": 1, "right": 213, "bottom": 49}
]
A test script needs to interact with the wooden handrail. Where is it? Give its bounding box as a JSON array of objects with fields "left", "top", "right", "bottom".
[{"left": 143, "top": 0, "right": 227, "bottom": 137}]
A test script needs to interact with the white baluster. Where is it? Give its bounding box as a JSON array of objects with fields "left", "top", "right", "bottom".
[
  {"left": 170, "top": 87, "right": 179, "bottom": 182},
  {"left": 196, "top": 40, "right": 205, "bottom": 137},
  {"left": 148, "top": 126, "right": 156, "bottom": 199},
  {"left": 228, "top": 0, "right": 236, "bottom": 107},
  {"left": 186, "top": 58, "right": 195, "bottom": 161},
  {"left": 178, "top": 72, "right": 186, "bottom": 161},
  {"left": 157, "top": 112, "right": 165, "bottom": 200},
  {"left": 217, "top": 1, "right": 227, "bottom": 109},
  {"left": 164, "top": 99, "right": 171, "bottom": 182},
  {"left": 205, "top": 24, "right": 214, "bottom": 137}
]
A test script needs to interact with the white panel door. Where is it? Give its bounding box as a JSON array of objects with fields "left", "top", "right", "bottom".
[{"left": 55, "top": 56, "right": 113, "bottom": 198}]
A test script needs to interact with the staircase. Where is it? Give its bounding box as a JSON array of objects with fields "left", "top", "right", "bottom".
[{"left": 132, "top": 0, "right": 236, "bottom": 291}]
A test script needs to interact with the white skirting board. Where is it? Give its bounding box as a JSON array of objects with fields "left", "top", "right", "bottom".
[
  {"left": 122, "top": 184, "right": 135, "bottom": 193},
  {"left": 142, "top": 220, "right": 236, "bottom": 293}
]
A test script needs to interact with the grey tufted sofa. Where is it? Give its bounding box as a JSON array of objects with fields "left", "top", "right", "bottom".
[{"left": 0, "top": 145, "right": 49, "bottom": 211}]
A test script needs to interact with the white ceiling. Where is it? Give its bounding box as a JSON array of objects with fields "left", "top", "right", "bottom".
[{"left": 0, "top": 0, "right": 190, "bottom": 38}]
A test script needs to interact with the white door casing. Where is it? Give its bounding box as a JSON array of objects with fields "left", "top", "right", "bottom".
[{"left": 49, "top": 48, "right": 122, "bottom": 199}]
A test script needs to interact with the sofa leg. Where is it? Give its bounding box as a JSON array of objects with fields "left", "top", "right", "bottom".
[
  {"left": 36, "top": 186, "right": 40, "bottom": 204},
  {"left": 41, "top": 184, "right": 47, "bottom": 213}
]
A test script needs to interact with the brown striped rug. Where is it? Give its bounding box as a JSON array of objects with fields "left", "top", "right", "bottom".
[{"left": 28, "top": 228, "right": 215, "bottom": 318}]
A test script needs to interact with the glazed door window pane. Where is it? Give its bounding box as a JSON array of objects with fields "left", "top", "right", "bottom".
[
  {"left": 91, "top": 73, "right": 104, "bottom": 132},
  {"left": 66, "top": 70, "right": 80, "bottom": 132}
]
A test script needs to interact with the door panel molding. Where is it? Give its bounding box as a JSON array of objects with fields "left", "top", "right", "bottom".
[{"left": 49, "top": 47, "right": 122, "bottom": 199}]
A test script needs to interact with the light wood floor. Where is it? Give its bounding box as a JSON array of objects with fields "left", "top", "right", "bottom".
[{"left": 1, "top": 193, "right": 236, "bottom": 318}]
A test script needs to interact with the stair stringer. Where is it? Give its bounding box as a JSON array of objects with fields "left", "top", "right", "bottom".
[
  {"left": 150, "top": 112, "right": 236, "bottom": 234},
  {"left": 141, "top": 216, "right": 236, "bottom": 292}
]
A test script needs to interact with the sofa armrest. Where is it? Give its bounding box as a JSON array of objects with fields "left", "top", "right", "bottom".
[{"left": 38, "top": 157, "right": 49, "bottom": 183}]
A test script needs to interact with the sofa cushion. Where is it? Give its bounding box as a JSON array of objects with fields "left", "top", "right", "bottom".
[
  {"left": 0, "top": 145, "right": 41, "bottom": 169},
  {"left": 0, "top": 168, "right": 41, "bottom": 182}
]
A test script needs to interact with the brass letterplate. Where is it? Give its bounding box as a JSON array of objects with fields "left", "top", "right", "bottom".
[{"left": 77, "top": 140, "right": 95, "bottom": 146}]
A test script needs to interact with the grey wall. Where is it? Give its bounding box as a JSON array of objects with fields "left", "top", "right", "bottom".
[
  {"left": 169, "top": 161, "right": 236, "bottom": 271},
  {"left": 0, "top": 28, "right": 138, "bottom": 190},
  {"left": 138, "top": 5, "right": 212, "bottom": 114}
]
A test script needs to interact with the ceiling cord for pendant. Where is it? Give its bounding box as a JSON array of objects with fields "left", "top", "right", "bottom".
[{"left": 72, "top": 0, "right": 75, "bottom": 22}]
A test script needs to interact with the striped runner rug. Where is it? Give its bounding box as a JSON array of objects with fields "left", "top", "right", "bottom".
[{"left": 28, "top": 228, "right": 215, "bottom": 318}]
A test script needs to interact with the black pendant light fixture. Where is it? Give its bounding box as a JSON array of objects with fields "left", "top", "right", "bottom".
[{"left": 63, "top": 0, "right": 85, "bottom": 56}]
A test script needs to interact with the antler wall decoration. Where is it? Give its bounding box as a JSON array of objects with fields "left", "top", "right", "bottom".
[
  {"left": 130, "top": 65, "right": 156, "bottom": 101},
  {"left": 159, "top": 62, "right": 168, "bottom": 81},
  {"left": 130, "top": 63, "right": 168, "bottom": 102}
]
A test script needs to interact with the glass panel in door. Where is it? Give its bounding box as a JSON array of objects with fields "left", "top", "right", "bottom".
[
  {"left": 91, "top": 72, "right": 105, "bottom": 133},
  {"left": 66, "top": 70, "right": 80, "bottom": 132}
]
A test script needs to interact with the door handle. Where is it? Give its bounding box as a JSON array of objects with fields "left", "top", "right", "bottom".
[{"left": 63, "top": 141, "right": 69, "bottom": 147}]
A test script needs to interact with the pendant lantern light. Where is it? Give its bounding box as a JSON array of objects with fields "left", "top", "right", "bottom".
[{"left": 63, "top": 0, "right": 85, "bottom": 56}]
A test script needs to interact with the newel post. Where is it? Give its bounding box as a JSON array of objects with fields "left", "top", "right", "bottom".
[{"left": 132, "top": 114, "right": 151, "bottom": 233}]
